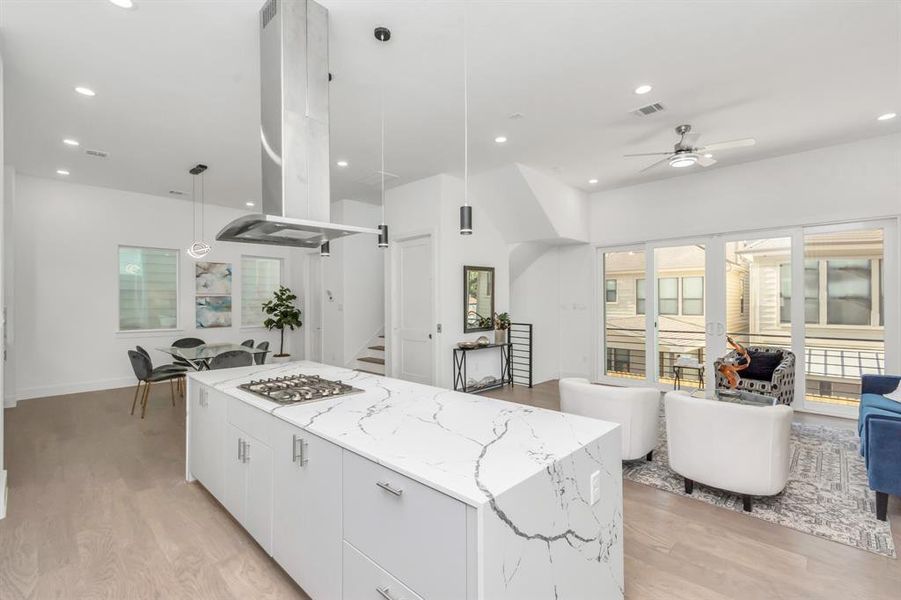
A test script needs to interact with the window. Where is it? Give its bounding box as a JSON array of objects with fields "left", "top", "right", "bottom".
[
  {"left": 780, "top": 261, "right": 819, "bottom": 324},
  {"left": 826, "top": 259, "right": 871, "bottom": 325},
  {"left": 658, "top": 277, "right": 678, "bottom": 315},
  {"left": 605, "top": 279, "right": 617, "bottom": 303},
  {"left": 118, "top": 246, "right": 178, "bottom": 331},
  {"left": 681, "top": 276, "right": 704, "bottom": 315},
  {"left": 242, "top": 256, "right": 283, "bottom": 327},
  {"left": 636, "top": 279, "right": 646, "bottom": 315}
]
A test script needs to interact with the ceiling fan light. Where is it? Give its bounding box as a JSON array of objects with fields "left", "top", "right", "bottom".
[{"left": 669, "top": 153, "right": 698, "bottom": 168}]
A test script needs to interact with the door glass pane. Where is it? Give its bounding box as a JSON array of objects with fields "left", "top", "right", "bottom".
[
  {"left": 655, "top": 245, "right": 705, "bottom": 389},
  {"left": 804, "top": 229, "right": 884, "bottom": 407},
  {"left": 725, "top": 237, "right": 792, "bottom": 369},
  {"left": 781, "top": 260, "right": 819, "bottom": 323},
  {"left": 603, "top": 250, "right": 646, "bottom": 380}
]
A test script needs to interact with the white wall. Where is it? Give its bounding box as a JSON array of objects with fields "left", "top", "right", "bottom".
[
  {"left": 0, "top": 48, "right": 6, "bottom": 518},
  {"left": 12, "top": 175, "right": 307, "bottom": 400},
  {"left": 590, "top": 133, "right": 901, "bottom": 245},
  {"left": 385, "top": 174, "right": 511, "bottom": 390},
  {"left": 510, "top": 245, "right": 561, "bottom": 384},
  {"left": 320, "top": 199, "right": 384, "bottom": 367}
]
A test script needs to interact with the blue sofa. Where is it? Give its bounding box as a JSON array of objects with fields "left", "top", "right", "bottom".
[{"left": 859, "top": 374, "right": 901, "bottom": 521}]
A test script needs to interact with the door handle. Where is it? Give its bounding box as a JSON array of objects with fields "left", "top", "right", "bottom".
[
  {"left": 376, "top": 586, "right": 400, "bottom": 600},
  {"left": 376, "top": 481, "right": 403, "bottom": 496},
  {"left": 238, "top": 438, "right": 243, "bottom": 462}
]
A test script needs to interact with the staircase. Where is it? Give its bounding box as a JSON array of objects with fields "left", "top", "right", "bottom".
[{"left": 353, "top": 334, "right": 385, "bottom": 376}]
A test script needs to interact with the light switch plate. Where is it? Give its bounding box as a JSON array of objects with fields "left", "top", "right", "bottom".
[{"left": 590, "top": 470, "right": 601, "bottom": 505}]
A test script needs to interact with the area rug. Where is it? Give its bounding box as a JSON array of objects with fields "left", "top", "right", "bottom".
[{"left": 622, "top": 413, "right": 896, "bottom": 558}]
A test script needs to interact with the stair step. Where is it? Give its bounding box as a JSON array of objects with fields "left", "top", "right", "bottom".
[
  {"left": 358, "top": 357, "right": 385, "bottom": 365},
  {"left": 368, "top": 345, "right": 385, "bottom": 351},
  {"left": 355, "top": 369, "right": 381, "bottom": 375}
]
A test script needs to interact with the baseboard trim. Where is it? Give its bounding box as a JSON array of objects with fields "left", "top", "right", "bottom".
[{"left": 16, "top": 377, "right": 136, "bottom": 401}]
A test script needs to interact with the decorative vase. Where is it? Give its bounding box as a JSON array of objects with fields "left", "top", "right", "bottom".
[{"left": 495, "top": 329, "right": 507, "bottom": 345}]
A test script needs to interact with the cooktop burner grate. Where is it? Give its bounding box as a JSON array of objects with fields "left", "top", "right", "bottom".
[{"left": 238, "top": 374, "right": 363, "bottom": 405}]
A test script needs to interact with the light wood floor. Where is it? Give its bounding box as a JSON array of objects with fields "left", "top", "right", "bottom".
[{"left": 0, "top": 381, "right": 898, "bottom": 599}]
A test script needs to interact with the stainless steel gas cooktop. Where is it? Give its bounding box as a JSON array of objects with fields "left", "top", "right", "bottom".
[{"left": 238, "top": 374, "right": 363, "bottom": 405}]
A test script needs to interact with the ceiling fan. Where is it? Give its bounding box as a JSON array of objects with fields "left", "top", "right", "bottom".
[{"left": 625, "top": 124, "right": 756, "bottom": 173}]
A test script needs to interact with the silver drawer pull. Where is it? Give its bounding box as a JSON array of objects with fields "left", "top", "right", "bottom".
[
  {"left": 376, "top": 586, "right": 400, "bottom": 600},
  {"left": 376, "top": 481, "right": 403, "bottom": 496},
  {"left": 244, "top": 441, "right": 250, "bottom": 463},
  {"left": 292, "top": 434, "right": 301, "bottom": 463},
  {"left": 238, "top": 438, "right": 243, "bottom": 461}
]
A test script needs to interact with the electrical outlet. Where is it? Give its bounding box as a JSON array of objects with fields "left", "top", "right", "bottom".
[{"left": 589, "top": 470, "right": 601, "bottom": 505}]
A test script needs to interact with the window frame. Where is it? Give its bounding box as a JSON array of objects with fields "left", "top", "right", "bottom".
[
  {"left": 657, "top": 277, "right": 679, "bottom": 316},
  {"left": 241, "top": 255, "right": 284, "bottom": 328},
  {"left": 780, "top": 258, "right": 883, "bottom": 328},
  {"left": 605, "top": 279, "right": 617, "bottom": 303},
  {"left": 681, "top": 275, "right": 704, "bottom": 316},
  {"left": 636, "top": 278, "right": 646, "bottom": 315},
  {"left": 116, "top": 245, "right": 180, "bottom": 333}
]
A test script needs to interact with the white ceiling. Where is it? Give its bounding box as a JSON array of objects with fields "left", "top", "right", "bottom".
[{"left": 2, "top": 0, "right": 899, "bottom": 210}]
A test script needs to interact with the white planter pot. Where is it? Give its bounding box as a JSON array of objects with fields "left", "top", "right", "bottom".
[{"left": 270, "top": 354, "right": 292, "bottom": 364}]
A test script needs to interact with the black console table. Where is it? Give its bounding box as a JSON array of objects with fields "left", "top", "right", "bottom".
[{"left": 453, "top": 343, "right": 513, "bottom": 393}]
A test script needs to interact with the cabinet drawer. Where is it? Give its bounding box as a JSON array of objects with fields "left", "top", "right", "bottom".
[
  {"left": 227, "top": 395, "right": 271, "bottom": 443},
  {"left": 343, "top": 451, "right": 466, "bottom": 600},
  {"left": 343, "top": 541, "right": 423, "bottom": 600}
]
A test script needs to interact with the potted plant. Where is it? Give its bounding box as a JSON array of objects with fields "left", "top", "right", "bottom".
[
  {"left": 493, "top": 312, "right": 511, "bottom": 344},
  {"left": 262, "top": 285, "right": 302, "bottom": 361}
]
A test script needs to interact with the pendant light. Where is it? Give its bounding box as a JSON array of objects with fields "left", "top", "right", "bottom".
[
  {"left": 320, "top": 241, "right": 331, "bottom": 257},
  {"left": 375, "top": 26, "right": 391, "bottom": 248},
  {"left": 459, "top": 6, "right": 472, "bottom": 235},
  {"left": 187, "top": 164, "right": 211, "bottom": 259}
]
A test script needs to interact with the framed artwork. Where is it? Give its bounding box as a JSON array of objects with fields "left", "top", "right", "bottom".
[
  {"left": 196, "top": 295, "right": 232, "bottom": 328},
  {"left": 195, "top": 262, "right": 232, "bottom": 295}
]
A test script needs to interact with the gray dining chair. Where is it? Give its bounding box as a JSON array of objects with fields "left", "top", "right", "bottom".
[
  {"left": 127, "top": 350, "right": 184, "bottom": 418},
  {"left": 241, "top": 339, "right": 255, "bottom": 348},
  {"left": 254, "top": 341, "right": 270, "bottom": 365},
  {"left": 172, "top": 337, "right": 205, "bottom": 369},
  {"left": 136, "top": 345, "right": 187, "bottom": 396},
  {"left": 209, "top": 350, "right": 254, "bottom": 370}
]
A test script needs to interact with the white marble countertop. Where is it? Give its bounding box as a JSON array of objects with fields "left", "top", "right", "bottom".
[{"left": 188, "top": 361, "right": 619, "bottom": 507}]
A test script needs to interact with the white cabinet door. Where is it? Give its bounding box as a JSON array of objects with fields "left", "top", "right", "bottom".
[
  {"left": 272, "top": 419, "right": 342, "bottom": 600},
  {"left": 223, "top": 423, "right": 247, "bottom": 524},
  {"left": 189, "top": 385, "right": 225, "bottom": 501},
  {"left": 242, "top": 434, "right": 273, "bottom": 553}
]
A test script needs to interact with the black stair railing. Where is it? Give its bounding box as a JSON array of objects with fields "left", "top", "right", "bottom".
[{"left": 509, "top": 322, "right": 533, "bottom": 388}]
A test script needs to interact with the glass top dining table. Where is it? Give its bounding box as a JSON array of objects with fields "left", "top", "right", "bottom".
[{"left": 156, "top": 343, "right": 270, "bottom": 370}]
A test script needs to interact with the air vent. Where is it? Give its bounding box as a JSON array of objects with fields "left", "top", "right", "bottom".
[
  {"left": 261, "top": 0, "right": 277, "bottom": 29},
  {"left": 631, "top": 102, "right": 666, "bottom": 117},
  {"left": 357, "top": 170, "right": 400, "bottom": 187},
  {"left": 84, "top": 148, "right": 109, "bottom": 158}
]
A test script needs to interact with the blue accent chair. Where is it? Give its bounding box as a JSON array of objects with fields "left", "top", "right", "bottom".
[{"left": 859, "top": 374, "right": 901, "bottom": 521}]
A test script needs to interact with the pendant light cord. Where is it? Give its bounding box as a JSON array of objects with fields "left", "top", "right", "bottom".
[
  {"left": 463, "top": 4, "right": 468, "bottom": 208},
  {"left": 380, "top": 53, "right": 386, "bottom": 225},
  {"left": 201, "top": 171, "right": 205, "bottom": 241},
  {"left": 191, "top": 173, "right": 197, "bottom": 241}
]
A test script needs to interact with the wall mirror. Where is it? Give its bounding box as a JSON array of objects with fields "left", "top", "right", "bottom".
[{"left": 464, "top": 266, "right": 495, "bottom": 332}]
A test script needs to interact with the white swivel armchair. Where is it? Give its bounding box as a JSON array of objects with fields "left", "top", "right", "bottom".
[
  {"left": 559, "top": 378, "right": 660, "bottom": 461},
  {"left": 665, "top": 391, "right": 793, "bottom": 512}
]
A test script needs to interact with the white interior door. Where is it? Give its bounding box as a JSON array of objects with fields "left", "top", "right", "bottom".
[
  {"left": 306, "top": 254, "right": 323, "bottom": 362},
  {"left": 396, "top": 234, "right": 434, "bottom": 384}
]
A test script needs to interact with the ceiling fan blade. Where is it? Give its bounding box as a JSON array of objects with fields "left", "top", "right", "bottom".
[
  {"left": 697, "top": 155, "right": 717, "bottom": 167},
  {"left": 624, "top": 152, "right": 672, "bottom": 157},
  {"left": 700, "top": 138, "right": 756, "bottom": 152},
  {"left": 639, "top": 157, "right": 670, "bottom": 173}
]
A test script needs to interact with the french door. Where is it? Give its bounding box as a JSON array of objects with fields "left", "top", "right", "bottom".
[{"left": 599, "top": 219, "right": 898, "bottom": 418}]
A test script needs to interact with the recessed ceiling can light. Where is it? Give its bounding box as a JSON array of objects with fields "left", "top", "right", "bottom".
[
  {"left": 588, "top": 178, "right": 598, "bottom": 184},
  {"left": 56, "top": 169, "right": 70, "bottom": 175},
  {"left": 336, "top": 160, "right": 348, "bottom": 167},
  {"left": 63, "top": 138, "right": 80, "bottom": 146},
  {"left": 703, "top": 153, "right": 713, "bottom": 158},
  {"left": 245, "top": 201, "right": 255, "bottom": 207},
  {"left": 75, "top": 86, "right": 96, "bottom": 97},
  {"left": 877, "top": 112, "right": 897, "bottom": 121},
  {"left": 494, "top": 136, "right": 507, "bottom": 144},
  {"left": 109, "top": 0, "right": 135, "bottom": 8},
  {"left": 634, "top": 84, "right": 653, "bottom": 95}
]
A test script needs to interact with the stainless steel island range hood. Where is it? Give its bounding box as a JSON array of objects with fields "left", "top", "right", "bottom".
[{"left": 217, "top": 0, "right": 380, "bottom": 248}]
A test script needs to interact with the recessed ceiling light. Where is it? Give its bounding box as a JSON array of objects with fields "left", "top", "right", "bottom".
[
  {"left": 74, "top": 86, "right": 96, "bottom": 97},
  {"left": 109, "top": 0, "right": 135, "bottom": 8},
  {"left": 494, "top": 136, "right": 507, "bottom": 144},
  {"left": 336, "top": 160, "right": 349, "bottom": 167},
  {"left": 246, "top": 201, "right": 256, "bottom": 207},
  {"left": 63, "top": 138, "right": 80, "bottom": 146},
  {"left": 56, "top": 169, "right": 70, "bottom": 176},
  {"left": 634, "top": 84, "right": 653, "bottom": 95},
  {"left": 877, "top": 112, "right": 897, "bottom": 121},
  {"left": 588, "top": 178, "right": 598, "bottom": 184},
  {"left": 703, "top": 153, "right": 713, "bottom": 158}
]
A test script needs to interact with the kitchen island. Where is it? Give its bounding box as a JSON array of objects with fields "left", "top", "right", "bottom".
[{"left": 186, "top": 361, "right": 623, "bottom": 600}]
